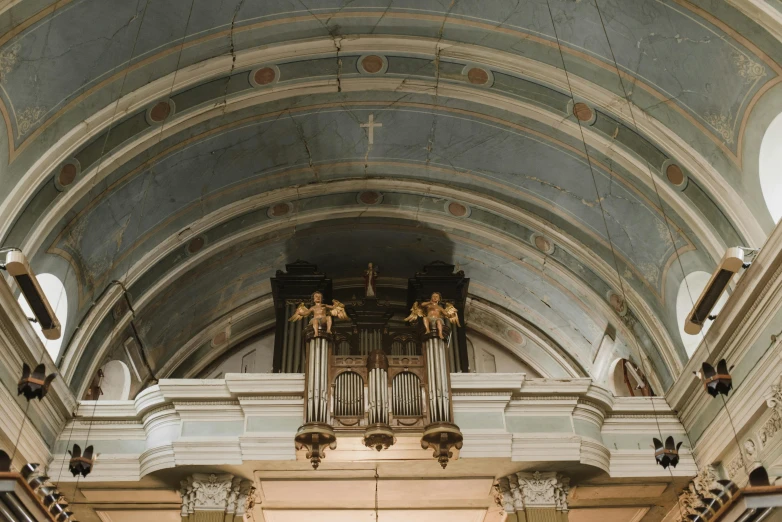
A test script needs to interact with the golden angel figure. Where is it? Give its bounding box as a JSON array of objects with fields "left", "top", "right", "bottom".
[
  {"left": 288, "top": 291, "right": 348, "bottom": 337},
  {"left": 404, "top": 292, "right": 460, "bottom": 339}
]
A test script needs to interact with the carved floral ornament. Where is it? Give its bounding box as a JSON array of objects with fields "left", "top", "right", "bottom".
[
  {"left": 496, "top": 471, "right": 570, "bottom": 513},
  {"left": 179, "top": 473, "right": 255, "bottom": 516},
  {"left": 758, "top": 375, "right": 782, "bottom": 451},
  {"left": 676, "top": 466, "right": 718, "bottom": 521}
]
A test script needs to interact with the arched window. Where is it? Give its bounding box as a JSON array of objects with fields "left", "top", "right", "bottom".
[
  {"left": 760, "top": 112, "right": 782, "bottom": 224},
  {"left": 676, "top": 271, "right": 729, "bottom": 357},
  {"left": 16, "top": 273, "right": 67, "bottom": 361},
  {"left": 100, "top": 361, "right": 132, "bottom": 400}
]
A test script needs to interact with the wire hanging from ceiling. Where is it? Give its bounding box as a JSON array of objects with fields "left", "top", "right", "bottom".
[
  {"left": 586, "top": 0, "right": 754, "bottom": 481},
  {"left": 541, "top": 4, "right": 695, "bottom": 519},
  {"left": 540, "top": 0, "right": 673, "bottom": 437}
]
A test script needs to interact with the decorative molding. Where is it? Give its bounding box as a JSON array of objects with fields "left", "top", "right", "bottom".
[
  {"left": 48, "top": 371, "right": 694, "bottom": 481},
  {"left": 725, "top": 451, "right": 746, "bottom": 479}
]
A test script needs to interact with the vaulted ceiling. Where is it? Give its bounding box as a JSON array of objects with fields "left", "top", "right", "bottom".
[{"left": 1, "top": 0, "right": 780, "bottom": 396}]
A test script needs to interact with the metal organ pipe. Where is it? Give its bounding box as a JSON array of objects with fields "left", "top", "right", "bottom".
[
  {"left": 305, "top": 337, "right": 330, "bottom": 423},
  {"left": 293, "top": 313, "right": 302, "bottom": 372},
  {"left": 296, "top": 328, "right": 338, "bottom": 470},
  {"left": 306, "top": 334, "right": 314, "bottom": 422},
  {"left": 424, "top": 335, "right": 451, "bottom": 424}
]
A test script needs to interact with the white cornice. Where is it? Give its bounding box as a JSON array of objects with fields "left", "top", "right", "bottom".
[
  {"left": 48, "top": 372, "right": 696, "bottom": 481},
  {"left": 451, "top": 372, "right": 525, "bottom": 393}
]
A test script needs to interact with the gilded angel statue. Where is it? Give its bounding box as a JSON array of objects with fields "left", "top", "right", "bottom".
[
  {"left": 288, "top": 291, "right": 348, "bottom": 337},
  {"left": 404, "top": 292, "right": 460, "bottom": 339}
]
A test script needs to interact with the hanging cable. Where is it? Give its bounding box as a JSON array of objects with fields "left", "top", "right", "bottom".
[
  {"left": 541, "top": 0, "right": 672, "bottom": 444},
  {"left": 541, "top": 4, "right": 697, "bottom": 520},
  {"left": 587, "top": 0, "right": 754, "bottom": 481}
]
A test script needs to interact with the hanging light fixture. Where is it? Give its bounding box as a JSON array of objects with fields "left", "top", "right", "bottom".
[
  {"left": 696, "top": 359, "right": 733, "bottom": 398},
  {"left": 653, "top": 436, "right": 682, "bottom": 469},
  {"left": 68, "top": 444, "right": 94, "bottom": 478},
  {"left": 17, "top": 362, "right": 57, "bottom": 401}
]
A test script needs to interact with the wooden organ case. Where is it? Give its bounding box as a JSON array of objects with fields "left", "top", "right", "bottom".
[{"left": 273, "top": 262, "right": 467, "bottom": 468}]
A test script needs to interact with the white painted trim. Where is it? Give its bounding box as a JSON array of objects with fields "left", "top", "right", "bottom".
[{"left": 51, "top": 372, "right": 693, "bottom": 481}]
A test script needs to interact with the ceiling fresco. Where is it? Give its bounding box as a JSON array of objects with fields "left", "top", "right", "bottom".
[{"left": 0, "top": 0, "right": 780, "bottom": 395}]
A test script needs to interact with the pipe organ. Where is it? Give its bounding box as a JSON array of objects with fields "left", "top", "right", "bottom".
[{"left": 275, "top": 261, "right": 467, "bottom": 468}]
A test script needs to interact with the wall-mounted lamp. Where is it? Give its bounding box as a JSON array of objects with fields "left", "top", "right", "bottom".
[
  {"left": 1, "top": 249, "right": 61, "bottom": 340},
  {"left": 685, "top": 247, "right": 748, "bottom": 335}
]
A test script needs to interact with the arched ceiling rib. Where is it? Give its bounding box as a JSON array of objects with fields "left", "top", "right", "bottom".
[{"left": 1, "top": 0, "right": 780, "bottom": 393}]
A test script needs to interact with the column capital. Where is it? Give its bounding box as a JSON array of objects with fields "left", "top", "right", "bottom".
[
  {"left": 179, "top": 473, "right": 254, "bottom": 518},
  {"left": 497, "top": 471, "right": 570, "bottom": 513},
  {"left": 676, "top": 466, "right": 719, "bottom": 522}
]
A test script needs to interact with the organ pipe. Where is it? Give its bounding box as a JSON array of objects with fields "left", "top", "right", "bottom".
[
  {"left": 420, "top": 325, "right": 463, "bottom": 468},
  {"left": 364, "top": 349, "right": 395, "bottom": 451},
  {"left": 295, "top": 329, "right": 337, "bottom": 469}
]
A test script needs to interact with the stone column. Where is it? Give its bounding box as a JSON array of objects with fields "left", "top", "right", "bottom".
[
  {"left": 497, "top": 472, "right": 570, "bottom": 522},
  {"left": 179, "top": 473, "right": 254, "bottom": 522}
]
